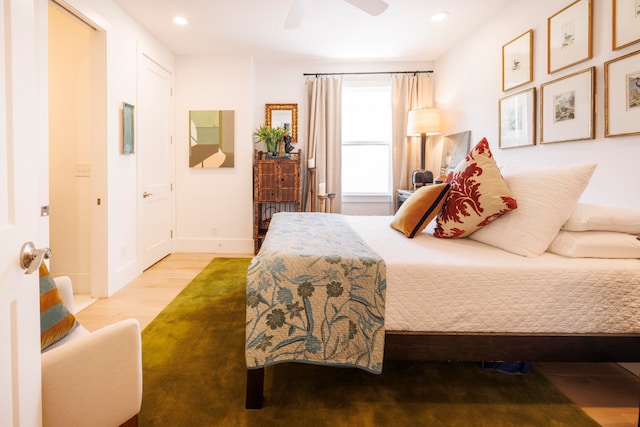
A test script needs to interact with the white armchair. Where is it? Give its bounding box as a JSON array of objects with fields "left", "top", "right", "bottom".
[{"left": 41, "top": 276, "right": 142, "bottom": 427}]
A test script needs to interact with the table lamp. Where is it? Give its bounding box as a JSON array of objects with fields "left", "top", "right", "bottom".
[{"left": 407, "top": 108, "right": 441, "bottom": 189}]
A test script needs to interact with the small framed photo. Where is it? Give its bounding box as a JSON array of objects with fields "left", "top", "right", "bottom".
[
  {"left": 540, "top": 67, "right": 595, "bottom": 143},
  {"left": 547, "top": 0, "right": 593, "bottom": 74},
  {"left": 605, "top": 49, "right": 640, "bottom": 137},
  {"left": 122, "top": 102, "right": 135, "bottom": 154},
  {"left": 613, "top": 0, "right": 640, "bottom": 50},
  {"left": 499, "top": 87, "right": 536, "bottom": 149},
  {"left": 502, "top": 30, "right": 533, "bottom": 92}
]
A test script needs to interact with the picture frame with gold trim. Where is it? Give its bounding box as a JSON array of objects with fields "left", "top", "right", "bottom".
[
  {"left": 612, "top": 0, "right": 640, "bottom": 51},
  {"left": 547, "top": 0, "right": 593, "bottom": 74},
  {"left": 499, "top": 87, "right": 536, "bottom": 148},
  {"left": 605, "top": 49, "right": 640, "bottom": 137},
  {"left": 540, "top": 67, "right": 595, "bottom": 144},
  {"left": 502, "top": 30, "right": 533, "bottom": 92}
]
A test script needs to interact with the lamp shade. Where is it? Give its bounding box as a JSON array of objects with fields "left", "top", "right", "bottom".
[{"left": 407, "top": 108, "right": 442, "bottom": 136}]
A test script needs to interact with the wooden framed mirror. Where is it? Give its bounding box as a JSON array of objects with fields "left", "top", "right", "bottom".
[{"left": 265, "top": 103, "right": 298, "bottom": 142}]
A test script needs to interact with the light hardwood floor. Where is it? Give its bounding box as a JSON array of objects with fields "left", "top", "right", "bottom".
[{"left": 75, "top": 253, "right": 640, "bottom": 427}]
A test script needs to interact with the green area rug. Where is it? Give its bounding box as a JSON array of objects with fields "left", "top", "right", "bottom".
[{"left": 140, "top": 257, "right": 598, "bottom": 426}]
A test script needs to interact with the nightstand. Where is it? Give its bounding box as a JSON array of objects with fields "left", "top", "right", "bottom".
[{"left": 396, "top": 189, "right": 414, "bottom": 211}]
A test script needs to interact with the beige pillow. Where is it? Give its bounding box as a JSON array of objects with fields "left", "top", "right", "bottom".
[
  {"left": 562, "top": 202, "right": 640, "bottom": 234},
  {"left": 470, "top": 163, "right": 596, "bottom": 257},
  {"left": 434, "top": 137, "right": 517, "bottom": 238},
  {"left": 391, "top": 183, "right": 450, "bottom": 238}
]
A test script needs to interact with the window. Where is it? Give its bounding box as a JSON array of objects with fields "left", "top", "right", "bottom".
[{"left": 341, "top": 79, "right": 392, "bottom": 195}]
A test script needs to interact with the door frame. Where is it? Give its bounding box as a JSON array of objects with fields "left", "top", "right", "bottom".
[{"left": 47, "top": 0, "right": 108, "bottom": 298}]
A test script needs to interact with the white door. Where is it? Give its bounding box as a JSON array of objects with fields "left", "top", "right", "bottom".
[
  {"left": 138, "top": 55, "right": 174, "bottom": 269},
  {"left": 0, "top": 0, "right": 44, "bottom": 425}
]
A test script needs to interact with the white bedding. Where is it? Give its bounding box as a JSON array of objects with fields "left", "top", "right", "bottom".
[{"left": 345, "top": 215, "right": 640, "bottom": 334}]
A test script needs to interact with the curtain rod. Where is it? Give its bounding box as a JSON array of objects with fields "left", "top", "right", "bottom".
[{"left": 303, "top": 70, "right": 433, "bottom": 77}]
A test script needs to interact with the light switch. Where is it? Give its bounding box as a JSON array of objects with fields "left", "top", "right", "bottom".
[{"left": 76, "top": 163, "right": 91, "bottom": 177}]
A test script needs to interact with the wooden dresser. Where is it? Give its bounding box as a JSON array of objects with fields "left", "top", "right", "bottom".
[{"left": 253, "top": 150, "right": 302, "bottom": 254}]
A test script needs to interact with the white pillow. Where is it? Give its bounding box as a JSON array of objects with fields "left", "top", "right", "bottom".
[
  {"left": 548, "top": 230, "right": 640, "bottom": 258},
  {"left": 562, "top": 202, "right": 640, "bottom": 234},
  {"left": 469, "top": 163, "right": 596, "bottom": 257}
]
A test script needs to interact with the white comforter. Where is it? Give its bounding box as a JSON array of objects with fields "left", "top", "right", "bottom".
[{"left": 346, "top": 216, "right": 640, "bottom": 334}]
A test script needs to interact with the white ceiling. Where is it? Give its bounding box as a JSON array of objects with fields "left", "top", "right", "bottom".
[{"left": 112, "top": 0, "right": 512, "bottom": 61}]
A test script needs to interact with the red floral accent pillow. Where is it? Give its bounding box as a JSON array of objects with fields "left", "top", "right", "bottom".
[{"left": 434, "top": 138, "right": 517, "bottom": 238}]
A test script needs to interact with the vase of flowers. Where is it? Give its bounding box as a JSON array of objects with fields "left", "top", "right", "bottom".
[{"left": 253, "top": 125, "right": 286, "bottom": 155}]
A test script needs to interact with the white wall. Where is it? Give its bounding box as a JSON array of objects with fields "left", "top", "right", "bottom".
[
  {"left": 434, "top": 0, "right": 640, "bottom": 210},
  {"left": 174, "top": 56, "right": 255, "bottom": 254},
  {"left": 173, "top": 59, "right": 436, "bottom": 251}
]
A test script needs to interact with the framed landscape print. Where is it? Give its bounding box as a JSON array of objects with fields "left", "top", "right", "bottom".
[
  {"left": 540, "top": 67, "right": 595, "bottom": 143},
  {"left": 499, "top": 88, "right": 536, "bottom": 148},
  {"left": 547, "top": 0, "right": 593, "bottom": 74},
  {"left": 123, "top": 102, "right": 134, "bottom": 154},
  {"left": 612, "top": 0, "right": 640, "bottom": 50},
  {"left": 605, "top": 49, "right": 640, "bottom": 137},
  {"left": 502, "top": 30, "right": 533, "bottom": 91}
]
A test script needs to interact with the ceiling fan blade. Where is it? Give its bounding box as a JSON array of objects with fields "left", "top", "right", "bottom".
[
  {"left": 284, "top": 0, "right": 313, "bottom": 29},
  {"left": 344, "top": 0, "right": 388, "bottom": 16}
]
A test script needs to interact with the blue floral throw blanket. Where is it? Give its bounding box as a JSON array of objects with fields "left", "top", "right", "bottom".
[{"left": 246, "top": 212, "right": 386, "bottom": 374}]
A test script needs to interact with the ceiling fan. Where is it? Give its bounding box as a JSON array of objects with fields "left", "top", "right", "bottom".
[{"left": 284, "top": 0, "right": 389, "bottom": 29}]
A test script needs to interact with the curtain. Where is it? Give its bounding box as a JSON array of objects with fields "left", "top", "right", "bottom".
[
  {"left": 305, "top": 76, "right": 343, "bottom": 213},
  {"left": 391, "top": 74, "right": 434, "bottom": 201}
]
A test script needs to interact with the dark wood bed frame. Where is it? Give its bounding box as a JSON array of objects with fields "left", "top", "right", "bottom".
[{"left": 246, "top": 331, "right": 640, "bottom": 412}]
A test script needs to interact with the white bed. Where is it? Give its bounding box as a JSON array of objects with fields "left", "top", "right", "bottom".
[
  {"left": 246, "top": 213, "right": 640, "bottom": 409},
  {"left": 246, "top": 156, "right": 640, "bottom": 409},
  {"left": 346, "top": 215, "right": 640, "bottom": 334}
]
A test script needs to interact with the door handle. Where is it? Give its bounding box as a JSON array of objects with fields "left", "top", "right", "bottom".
[
  {"left": 143, "top": 192, "right": 153, "bottom": 198},
  {"left": 20, "top": 242, "right": 51, "bottom": 275}
]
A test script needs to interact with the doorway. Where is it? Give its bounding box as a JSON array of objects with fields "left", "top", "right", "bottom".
[{"left": 48, "top": 1, "right": 107, "bottom": 296}]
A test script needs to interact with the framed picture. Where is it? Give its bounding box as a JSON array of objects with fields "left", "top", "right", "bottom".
[
  {"left": 189, "top": 110, "right": 235, "bottom": 168},
  {"left": 547, "top": 0, "right": 593, "bottom": 74},
  {"left": 440, "top": 130, "right": 471, "bottom": 172},
  {"left": 502, "top": 30, "right": 533, "bottom": 91},
  {"left": 499, "top": 87, "right": 536, "bottom": 148},
  {"left": 123, "top": 102, "right": 134, "bottom": 154},
  {"left": 613, "top": 0, "right": 640, "bottom": 50},
  {"left": 605, "top": 49, "right": 640, "bottom": 137},
  {"left": 540, "top": 67, "right": 595, "bottom": 143}
]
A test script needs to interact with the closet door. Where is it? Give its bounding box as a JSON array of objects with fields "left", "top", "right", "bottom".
[{"left": 139, "top": 55, "right": 174, "bottom": 270}]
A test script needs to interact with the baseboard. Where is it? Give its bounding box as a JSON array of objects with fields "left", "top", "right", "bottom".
[
  {"left": 73, "top": 293, "right": 98, "bottom": 312},
  {"left": 109, "top": 259, "right": 140, "bottom": 297},
  {"left": 175, "top": 237, "right": 253, "bottom": 254}
]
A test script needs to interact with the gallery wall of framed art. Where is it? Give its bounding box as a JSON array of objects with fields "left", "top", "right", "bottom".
[{"left": 497, "top": 0, "right": 640, "bottom": 149}]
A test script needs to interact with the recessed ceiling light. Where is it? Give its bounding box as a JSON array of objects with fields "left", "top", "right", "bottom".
[
  {"left": 173, "top": 15, "right": 189, "bottom": 26},
  {"left": 430, "top": 11, "right": 449, "bottom": 22}
]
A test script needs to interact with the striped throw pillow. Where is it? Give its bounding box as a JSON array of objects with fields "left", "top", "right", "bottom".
[{"left": 39, "top": 263, "right": 79, "bottom": 351}]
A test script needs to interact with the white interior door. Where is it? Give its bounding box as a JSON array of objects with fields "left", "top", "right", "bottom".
[
  {"left": 0, "top": 0, "right": 44, "bottom": 425},
  {"left": 139, "top": 55, "right": 174, "bottom": 270}
]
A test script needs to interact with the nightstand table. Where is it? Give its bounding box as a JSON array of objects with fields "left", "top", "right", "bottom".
[{"left": 396, "top": 189, "right": 414, "bottom": 211}]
